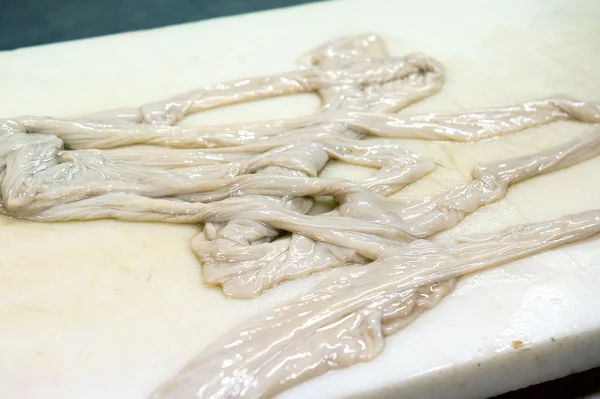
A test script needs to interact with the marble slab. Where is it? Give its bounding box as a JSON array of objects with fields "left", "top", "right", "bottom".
[{"left": 1, "top": 0, "right": 599, "bottom": 398}]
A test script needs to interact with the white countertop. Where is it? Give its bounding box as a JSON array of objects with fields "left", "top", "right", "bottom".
[{"left": 1, "top": 0, "right": 600, "bottom": 398}]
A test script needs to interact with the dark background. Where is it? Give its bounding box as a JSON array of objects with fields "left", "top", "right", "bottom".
[
  {"left": 0, "top": 0, "right": 321, "bottom": 50},
  {"left": 1, "top": 0, "right": 598, "bottom": 397}
]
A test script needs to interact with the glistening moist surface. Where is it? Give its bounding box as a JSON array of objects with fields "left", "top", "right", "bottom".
[{"left": 1, "top": 1, "right": 600, "bottom": 399}]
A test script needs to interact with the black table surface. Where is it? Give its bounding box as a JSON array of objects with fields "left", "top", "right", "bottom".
[
  {"left": 0, "top": 0, "right": 321, "bottom": 50},
  {"left": 1, "top": 0, "right": 598, "bottom": 397}
]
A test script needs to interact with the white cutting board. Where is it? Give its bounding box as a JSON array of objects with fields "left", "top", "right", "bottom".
[{"left": 1, "top": 0, "right": 600, "bottom": 398}]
